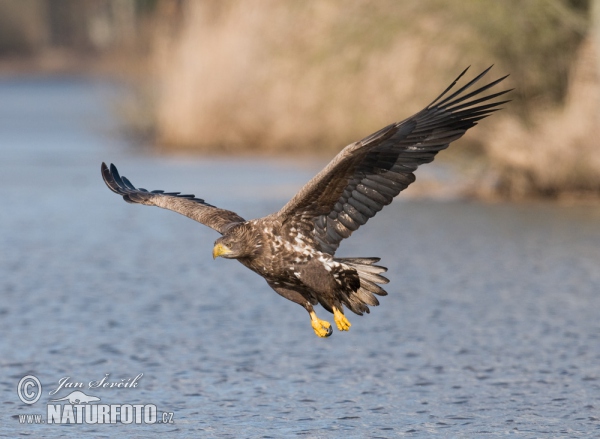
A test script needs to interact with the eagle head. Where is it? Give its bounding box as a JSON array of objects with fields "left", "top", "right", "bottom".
[
  {"left": 212, "top": 237, "right": 241, "bottom": 259},
  {"left": 213, "top": 224, "right": 259, "bottom": 260}
]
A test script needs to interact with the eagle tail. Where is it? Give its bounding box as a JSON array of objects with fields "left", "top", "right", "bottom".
[{"left": 335, "top": 257, "right": 389, "bottom": 315}]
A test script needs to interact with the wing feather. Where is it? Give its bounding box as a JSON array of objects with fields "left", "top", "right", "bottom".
[
  {"left": 101, "top": 163, "right": 245, "bottom": 234},
  {"left": 276, "top": 66, "right": 510, "bottom": 254}
]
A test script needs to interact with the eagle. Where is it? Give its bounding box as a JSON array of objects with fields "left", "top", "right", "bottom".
[{"left": 102, "top": 66, "right": 509, "bottom": 338}]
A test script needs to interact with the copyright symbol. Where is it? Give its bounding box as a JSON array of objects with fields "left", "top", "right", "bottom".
[{"left": 17, "top": 375, "right": 41, "bottom": 405}]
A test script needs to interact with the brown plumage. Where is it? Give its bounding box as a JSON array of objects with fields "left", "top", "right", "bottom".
[{"left": 102, "top": 66, "right": 510, "bottom": 337}]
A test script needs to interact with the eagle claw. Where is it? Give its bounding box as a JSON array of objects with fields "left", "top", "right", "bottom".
[
  {"left": 333, "top": 306, "right": 351, "bottom": 331},
  {"left": 334, "top": 315, "right": 351, "bottom": 331},
  {"left": 311, "top": 318, "right": 332, "bottom": 338}
]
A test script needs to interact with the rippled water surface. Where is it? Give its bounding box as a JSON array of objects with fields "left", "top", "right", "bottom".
[{"left": 1, "top": 78, "right": 600, "bottom": 438}]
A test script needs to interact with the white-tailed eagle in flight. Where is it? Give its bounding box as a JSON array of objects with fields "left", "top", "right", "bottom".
[{"left": 102, "top": 66, "right": 509, "bottom": 337}]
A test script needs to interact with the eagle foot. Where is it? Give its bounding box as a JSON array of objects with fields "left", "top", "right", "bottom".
[
  {"left": 333, "top": 306, "right": 351, "bottom": 331},
  {"left": 310, "top": 311, "right": 333, "bottom": 338}
]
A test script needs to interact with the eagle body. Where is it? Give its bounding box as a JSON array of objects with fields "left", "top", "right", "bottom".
[
  {"left": 216, "top": 218, "right": 387, "bottom": 319},
  {"left": 102, "top": 67, "right": 510, "bottom": 337}
]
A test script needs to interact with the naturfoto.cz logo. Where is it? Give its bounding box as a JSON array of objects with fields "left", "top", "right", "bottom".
[{"left": 16, "top": 373, "right": 175, "bottom": 425}]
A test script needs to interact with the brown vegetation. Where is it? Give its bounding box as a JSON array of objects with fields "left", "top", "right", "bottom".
[
  {"left": 151, "top": 1, "right": 460, "bottom": 153},
  {"left": 483, "top": 37, "right": 600, "bottom": 199},
  {"left": 149, "top": 0, "right": 589, "bottom": 156},
  {"left": 144, "top": 0, "right": 600, "bottom": 199},
  {"left": 151, "top": 3, "right": 445, "bottom": 152},
  {"left": 0, "top": 0, "right": 152, "bottom": 76},
  {"left": 2, "top": 0, "right": 598, "bottom": 199}
]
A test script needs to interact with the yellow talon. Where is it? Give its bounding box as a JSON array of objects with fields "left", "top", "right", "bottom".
[
  {"left": 333, "top": 306, "right": 351, "bottom": 331},
  {"left": 310, "top": 311, "right": 332, "bottom": 338}
]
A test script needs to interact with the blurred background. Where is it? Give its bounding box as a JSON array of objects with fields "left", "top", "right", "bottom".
[{"left": 0, "top": 0, "right": 598, "bottom": 200}]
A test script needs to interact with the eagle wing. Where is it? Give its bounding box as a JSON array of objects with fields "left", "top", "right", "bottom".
[
  {"left": 102, "top": 163, "right": 245, "bottom": 234},
  {"left": 276, "top": 66, "right": 510, "bottom": 254}
]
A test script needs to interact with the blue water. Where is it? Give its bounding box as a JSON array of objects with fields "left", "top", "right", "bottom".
[{"left": 1, "top": 77, "right": 600, "bottom": 438}]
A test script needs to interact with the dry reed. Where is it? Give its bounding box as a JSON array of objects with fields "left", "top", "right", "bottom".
[
  {"left": 483, "top": 37, "right": 600, "bottom": 198},
  {"left": 133, "top": 0, "right": 599, "bottom": 198},
  {"left": 151, "top": 1, "right": 483, "bottom": 153}
]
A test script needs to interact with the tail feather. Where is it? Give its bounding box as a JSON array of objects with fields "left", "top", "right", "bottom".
[
  {"left": 355, "top": 287, "right": 380, "bottom": 306},
  {"left": 335, "top": 257, "right": 389, "bottom": 315},
  {"left": 337, "top": 257, "right": 381, "bottom": 265},
  {"left": 356, "top": 270, "right": 389, "bottom": 285}
]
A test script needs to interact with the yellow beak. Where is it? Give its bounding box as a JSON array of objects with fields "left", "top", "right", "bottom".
[{"left": 213, "top": 243, "right": 232, "bottom": 259}]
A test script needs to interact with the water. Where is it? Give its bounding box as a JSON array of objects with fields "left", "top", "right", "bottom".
[{"left": 1, "top": 78, "right": 600, "bottom": 438}]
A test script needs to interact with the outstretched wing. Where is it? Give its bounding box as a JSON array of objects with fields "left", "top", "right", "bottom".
[
  {"left": 101, "top": 163, "right": 245, "bottom": 234},
  {"left": 276, "top": 66, "right": 511, "bottom": 254}
]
